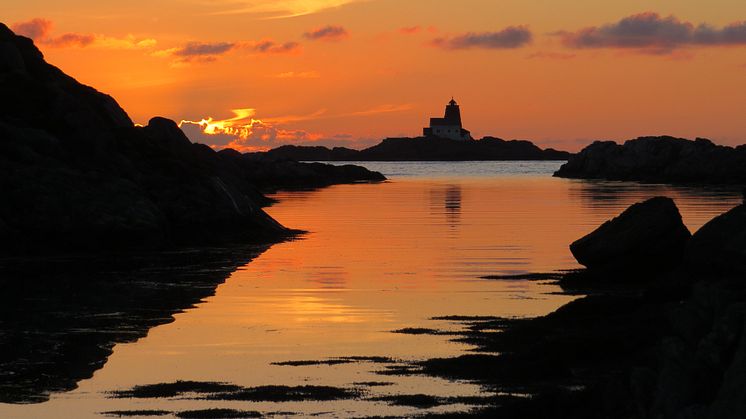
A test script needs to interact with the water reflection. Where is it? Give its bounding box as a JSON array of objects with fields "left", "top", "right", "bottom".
[
  {"left": 0, "top": 246, "right": 271, "bottom": 404},
  {"left": 305, "top": 266, "right": 349, "bottom": 289},
  {"left": 568, "top": 179, "right": 742, "bottom": 231},
  {"left": 430, "top": 184, "right": 462, "bottom": 228},
  {"left": 2, "top": 165, "right": 744, "bottom": 418}
]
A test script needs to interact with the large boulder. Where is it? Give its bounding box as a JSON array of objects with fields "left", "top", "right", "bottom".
[
  {"left": 570, "top": 197, "right": 691, "bottom": 273},
  {"left": 686, "top": 202, "right": 746, "bottom": 274}
]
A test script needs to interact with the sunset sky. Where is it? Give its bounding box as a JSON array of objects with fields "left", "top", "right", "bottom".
[{"left": 6, "top": 0, "right": 746, "bottom": 151}]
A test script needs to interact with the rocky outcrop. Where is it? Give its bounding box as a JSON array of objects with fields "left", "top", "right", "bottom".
[
  {"left": 249, "top": 136, "right": 572, "bottom": 161},
  {"left": 687, "top": 202, "right": 746, "bottom": 274},
  {"left": 569, "top": 197, "right": 691, "bottom": 274},
  {"left": 0, "top": 23, "right": 384, "bottom": 253},
  {"left": 554, "top": 136, "right": 746, "bottom": 184},
  {"left": 406, "top": 198, "right": 746, "bottom": 418}
]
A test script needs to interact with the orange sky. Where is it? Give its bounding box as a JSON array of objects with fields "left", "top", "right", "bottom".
[{"left": 6, "top": 0, "right": 746, "bottom": 151}]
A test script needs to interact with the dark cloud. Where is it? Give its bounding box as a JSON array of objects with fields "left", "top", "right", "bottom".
[
  {"left": 45, "top": 32, "right": 96, "bottom": 48},
  {"left": 559, "top": 12, "right": 746, "bottom": 54},
  {"left": 431, "top": 26, "right": 532, "bottom": 50},
  {"left": 173, "top": 42, "right": 235, "bottom": 57},
  {"left": 249, "top": 40, "right": 301, "bottom": 53},
  {"left": 303, "top": 25, "right": 349, "bottom": 41}
]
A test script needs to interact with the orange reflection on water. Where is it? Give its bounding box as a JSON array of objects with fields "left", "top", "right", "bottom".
[{"left": 3, "top": 171, "right": 741, "bottom": 418}]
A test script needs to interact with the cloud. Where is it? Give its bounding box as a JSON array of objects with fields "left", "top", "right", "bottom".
[
  {"left": 345, "top": 103, "right": 414, "bottom": 116},
  {"left": 11, "top": 18, "right": 52, "bottom": 40},
  {"left": 558, "top": 12, "right": 746, "bottom": 54},
  {"left": 44, "top": 32, "right": 95, "bottom": 48},
  {"left": 207, "top": 0, "right": 364, "bottom": 19},
  {"left": 11, "top": 18, "right": 156, "bottom": 50},
  {"left": 155, "top": 39, "right": 299, "bottom": 65},
  {"left": 303, "top": 25, "right": 349, "bottom": 41},
  {"left": 179, "top": 108, "right": 326, "bottom": 152},
  {"left": 173, "top": 41, "right": 235, "bottom": 57},
  {"left": 431, "top": 26, "right": 533, "bottom": 50},
  {"left": 271, "top": 71, "right": 321, "bottom": 78},
  {"left": 179, "top": 104, "right": 411, "bottom": 151},
  {"left": 245, "top": 40, "right": 301, "bottom": 54}
]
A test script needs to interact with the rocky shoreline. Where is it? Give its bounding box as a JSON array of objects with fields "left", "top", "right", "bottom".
[
  {"left": 0, "top": 23, "right": 384, "bottom": 254},
  {"left": 554, "top": 136, "right": 746, "bottom": 184},
  {"left": 393, "top": 194, "right": 746, "bottom": 418}
]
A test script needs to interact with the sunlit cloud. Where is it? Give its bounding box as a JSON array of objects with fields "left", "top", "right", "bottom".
[
  {"left": 179, "top": 104, "right": 411, "bottom": 151},
  {"left": 303, "top": 25, "right": 349, "bottom": 42},
  {"left": 179, "top": 109, "right": 325, "bottom": 152},
  {"left": 205, "top": 0, "right": 366, "bottom": 18},
  {"left": 557, "top": 12, "right": 746, "bottom": 55},
  {"left": 345, "top": 103, "right": 414, "bottom": 116},
  {"left": 11, "top": 18, "right": 156, "bottom": 49},
  {"left": 431, "top": 26, "right": 533, "bottom": 50}
]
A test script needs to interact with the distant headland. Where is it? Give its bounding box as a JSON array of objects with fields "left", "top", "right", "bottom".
[
  {"left": 247, "top": 136, "right": 572, "bottom": 161},
  {"left": 248, "top": 99, "right": 572, "bottom": 161}
]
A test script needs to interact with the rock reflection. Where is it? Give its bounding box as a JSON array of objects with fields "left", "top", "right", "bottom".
[{"left": 0, "top": 245, "right": 272, "bottom": 404}]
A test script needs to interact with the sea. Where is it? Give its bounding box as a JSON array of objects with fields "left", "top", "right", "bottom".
[{"left": 0, "top": 161, "right": 741, "bottom": 418}]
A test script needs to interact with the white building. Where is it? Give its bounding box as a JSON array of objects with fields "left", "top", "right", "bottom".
[{"left": 423, "top": 98, "right": 472, "bottom": 141}]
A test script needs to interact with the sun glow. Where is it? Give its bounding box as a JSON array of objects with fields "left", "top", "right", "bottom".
[{"left": 179, "top": 108, "right": 260, "bottom": 140}]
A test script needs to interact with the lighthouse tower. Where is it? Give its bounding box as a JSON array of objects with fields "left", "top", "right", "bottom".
[{"left": 423, "top": 98, "right": 472, "bottom": 141}]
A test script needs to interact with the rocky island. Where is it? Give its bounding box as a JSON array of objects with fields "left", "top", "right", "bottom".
[
  {"left": 554, "top": 136, "right": 746, "bottom": 184},
  {"left": 0, "top": 23, "right": 384, "bottom": 253},
  {"left": 248, "top": 136, "right": 571, "bottom": 162}
]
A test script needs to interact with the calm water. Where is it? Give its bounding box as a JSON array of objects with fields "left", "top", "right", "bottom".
[{"left": 1, "top": 162, "right": 742, "bottom": 418}]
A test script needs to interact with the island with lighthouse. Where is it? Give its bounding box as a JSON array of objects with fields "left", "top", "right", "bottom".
[{"left": 246, "top": 98, "right": 573, "bottom": 161}]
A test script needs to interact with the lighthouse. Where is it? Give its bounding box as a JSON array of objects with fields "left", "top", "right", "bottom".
[{"left": 423, "top": 98, "right": 472, "bottom": 141}]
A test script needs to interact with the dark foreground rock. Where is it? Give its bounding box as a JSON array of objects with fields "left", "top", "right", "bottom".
[
  {"left": 0, "top": 23, "right": 383, "bottom": 253},
  {"left": 687, "top": 202, "right": 746, "bottom": 274},
  {"left": 570, "top": 197, "right": 691, "bottom": 274},
  {"left": 390, "top": 199, "right": 746, "bottom": 419},
  {"left": 554, "top": 136, "right": 746, "bottom": 184},
  {"left": 247, "top": 136, "right": 571, "bottom": 161}
]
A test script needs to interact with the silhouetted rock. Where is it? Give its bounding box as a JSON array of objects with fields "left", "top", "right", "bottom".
[
  {"left": 687, "top": 203, "right": 746, "bottom": 274},
  {"left": 0, "top": 23, "right": 383, "bottom": 253},
  {"left": 248, "top": 136, "right": 571, "bottom": 161},
  {"left": 554, "top": 136, "right": 746, "bottom": 184},
  {"left": 570, "top": 197, "right": 691, "bottom": 273}
]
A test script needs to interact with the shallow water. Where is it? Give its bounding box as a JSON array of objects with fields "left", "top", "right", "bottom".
[{"left": 0, "top": 161, "right": 741, "bottom": 418}]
